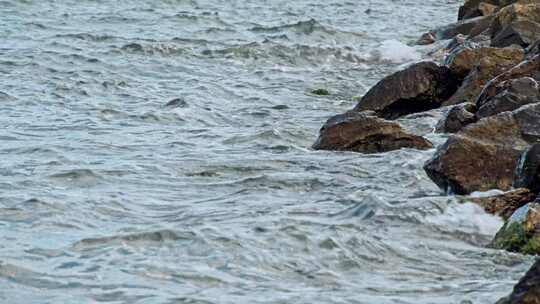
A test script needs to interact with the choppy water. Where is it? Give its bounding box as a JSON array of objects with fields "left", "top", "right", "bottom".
[{"left": 0, "top": 0, "right": 536, "bottom": 303}]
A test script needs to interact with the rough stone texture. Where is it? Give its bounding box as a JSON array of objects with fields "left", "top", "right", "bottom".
[
  {"left": 443, "top": 48, "right": 525, "bottom": 106},
  {"left": 515, "top": 144, "right": 540, "bottom": 194},
  {"left": 312, "top": 111, "right": 433, "bottom": 154},
  {"left": 476, "top": 77, "right": 540, "bottom": 119},
  {"left": 446, "top": 46, "right": 525, "bottom": 78},
  {"left": 435, "top": 103, "right": 477, "bottom": 133},
  {"left": 497, "top": 259, "right": 540, "bottom": 304},
  {"left": 477, "top": 54, "right": 540, "bottom": 104},
  {"left": 425, "top": 102, "right": 540, "bottom": 194},
  {"left": 491, "top": 202, "right": 540, "bottom": 254},
  {"left": 469, "top": 188, "right": 536, "bottom": 219},
  {"left": 353, "top": 62, "right": 460, "bottom": 119},
  {"left": 424, "top": 113, "right": 526, "bottom": 194},
  {"left": 459, "top": 0, "right": 501, "bottom": 20},
  {"left": 492, "top": 20, "right": 540, "bottom": 48},
  {"left": 491, "top": 3, "right": 540, "bottom": 38},
  {"left": 514, "top": 102, "right": 540, "bottom": 140},
  {"left": 436, "top": 16, "right": 495, "bottom": 40}
]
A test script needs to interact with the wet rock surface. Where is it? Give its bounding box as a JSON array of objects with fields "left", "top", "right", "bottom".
[
  {"left": 443, "top": 47, "right": 525, "bottom": 105},
  {"left": 311, "top": 0, "right": 540, "bottom": 296},
  {"left": 491, "top": 201, "right": 540, "bottom": 254},
  {"left": 497, "top": 258, "right": 540, "bottom": 304},
  {"left": 492, "top": 20, "right": 540, "bottom": 48},
  {"left": 476, "top": 77, "right": 540, "bottom": 119},
  {"left": 468, "top": 188, "right": 536, "bottom": 219},
  {"left": 424, "top": 114, "right": 526, "bottom": 194},
  {"left": 515, "top": 144, "right": 540, "bottom": 194},
  {"left": 352, "top": 62, "right": 460, "bottom": 119},
  {"left": 312, "top": 111, "right": 433, "bottom": 153},
  {"left": 490, "top": 3, "right": 540, "bottom": 38},
  {"left": 435, "top": 103, "right": 477, "bottom": 133}
]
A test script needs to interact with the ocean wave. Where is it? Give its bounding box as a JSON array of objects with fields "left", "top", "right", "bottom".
[{"left": 72, "top": 229, "right": 196, "bottom": 251}]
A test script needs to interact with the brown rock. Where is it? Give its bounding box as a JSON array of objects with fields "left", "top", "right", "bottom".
[
  {"left": 492, "top": 20, "right": 540, "bottom": 48},
  {"left": 426, "top": 102, "right": 540, "bottom": 194},
  {"left": 468, "top": 188, "right": 536, "bottom": 219},
  {"left": 477, "top": 54, "right": 540, "bottom": 104},
  {"left": 353, "top": 62, "right": 460, "bottom": 119},
  {"left": 476, "top": 77, "right": 540, "bottom": 119},
  {"left": 491, "top": 3, "right": 540, "bottom": 38},
  {"left": 424, "top": 113, "right": 526, "bottom": 194},
  {"left": 435, "top": 103, "right": 477, "bottom": 133},
  {"left": 459, "top": 0, "right": 501, "bottom": 20},
  {"left": 443, "top": 47, "right": 525, "bottom": 106},
  {"left": 446, "top": 46, "right": 525, "bottom": 78},
  {"left": 437, "top": 16, "right": 495, "bottom": 40},
  {"left": 479, "top": 2, "right": 500, "bottom": 16},
  {"left": 312, "top": 111, "right": 433, "bottom": 154}
]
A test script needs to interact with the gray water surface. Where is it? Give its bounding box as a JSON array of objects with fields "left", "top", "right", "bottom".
[{"left": 0, "top": 0, "right": 535, "bottom": 303}]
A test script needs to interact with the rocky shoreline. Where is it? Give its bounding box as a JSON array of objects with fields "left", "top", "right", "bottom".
[{"left": 313, "top": 0, "right": 540, "bottom": 301}]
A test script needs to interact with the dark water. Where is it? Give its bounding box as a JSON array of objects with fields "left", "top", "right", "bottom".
[{"left": 0, "top": 0, "right": 535, "bottom": 303}]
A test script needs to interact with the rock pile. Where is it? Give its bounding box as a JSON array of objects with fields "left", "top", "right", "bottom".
[{"left": 313, "top": 0, "right": 540, "bottom": 298}]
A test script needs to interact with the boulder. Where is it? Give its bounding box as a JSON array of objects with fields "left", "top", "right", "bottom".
[
  {"left": 468, "top": 188, "right": 536, "bottom": 219},
  {"left": 476, "top": 77, "right": 540, "bottom": 119},
  {"left": 491, "top": 3, "right": 540, "bottom": 38},
  {"left": 424, "top": 103, "right": 540, "bottom": 194},
  {"left": 443, "top": 47, "right": 525, "bottom": 106},
  {"left": 437, "top": 16, "right": 495, "bottom": 40},
  {"left": 497, "top": 259, "right": 540, "bottom": 304},
  {"left": 312, "top": 111, "right": 433, "bottom": 153},
  {"left": 446, "top": 46, "right": 524, "bottom": 78},
  {"left": 353, "top": 62, "right": 460, "bottom": 119},
  {"left": 419, "top": 15, "right": 494, "bottom": 44},
  {"left": 458, "top": 0, "right": 501, "bottom": 20},
  {"left": 492, "top": 20, "right": 540, "bottom": 48},
  {"left": 515, "top": 144, "right": 540, "bottom": 194},
  {"left": 435, "top": 103, "right": 477, "bottom": 133},
  {"left": 477, "top": 54, "right": 540, "bottom": 103},
  {"left": 491, "top": 201, "right": 540, "bottom": 254}
]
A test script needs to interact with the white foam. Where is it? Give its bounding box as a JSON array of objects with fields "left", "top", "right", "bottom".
[
  {"left": 377, "top": 39, "right": 421, "bottom": 63},
  {"left": 469, "top": 189, "right": 505, "bottom": 198},
  {"left": 425, "top": 202, "right": 504, "bottom": 236}
]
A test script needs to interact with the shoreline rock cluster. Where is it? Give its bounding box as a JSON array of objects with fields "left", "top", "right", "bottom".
[{"left": 313, "top": 0, "right": 540, "bottom": 301}]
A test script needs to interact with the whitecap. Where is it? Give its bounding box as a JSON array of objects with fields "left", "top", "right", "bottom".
[
  {"left": 425, "top": 202, "right": 504, "bottom": 236},
  {"left": 376, "top": 39, "right": 421, "bottom": 63}
]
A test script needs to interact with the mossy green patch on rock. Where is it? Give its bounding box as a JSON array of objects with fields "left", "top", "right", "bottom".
[
  {"left": 491, "top": 203, "right": 540, "bottom": 255},
  {"left": 491, "top": 221, "right": 529, "bottom": 252},
  {"left": 521, "top": 234, "right": 540, "bottom": 254},
  {"left": 311, "top": 88, "right": 330, "bottom": 96}
]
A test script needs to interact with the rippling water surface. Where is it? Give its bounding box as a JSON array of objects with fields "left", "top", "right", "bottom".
[{"left": 0, "top": 0, "right": 536, "bottom": 303}]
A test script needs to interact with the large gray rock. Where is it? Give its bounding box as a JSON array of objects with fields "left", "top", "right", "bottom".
[{"left": 353, "top": 62, "right": 460, "bottom": 119}]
